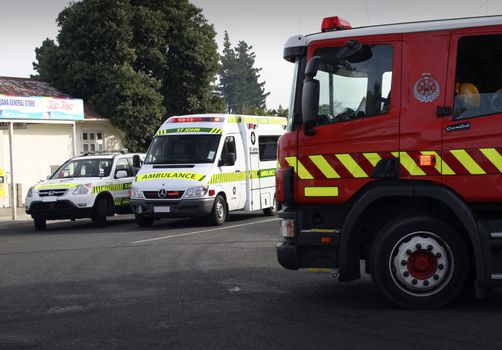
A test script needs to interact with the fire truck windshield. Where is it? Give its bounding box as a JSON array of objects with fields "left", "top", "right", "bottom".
[{"left": 313, "top": 44, "right": 393, "bottom": 124}]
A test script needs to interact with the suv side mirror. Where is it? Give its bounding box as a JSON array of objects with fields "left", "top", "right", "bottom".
[
  {"left": 115, "top": 170, "right": 128, "bottom": 179},
  {"left": 302, "top": 56, "right": 321, "bottom": 136},
  {"left": 132, "top": 155, "right": 142, "bottom": 168}
]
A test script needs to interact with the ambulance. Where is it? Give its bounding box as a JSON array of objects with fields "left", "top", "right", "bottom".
[{"left": 129, "top": 114, "right": 286, "bottom": 227}]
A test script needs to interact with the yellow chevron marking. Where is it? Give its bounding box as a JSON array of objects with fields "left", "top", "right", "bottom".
[
  {"left": 335, "top": 154, "right": 368, "bottom": 178},
  {"left": 285, "top": 157, "right": 313, "bottom": 180},
  {"left": 450, "top": 150, "right": 486, "bottom": 175},
  {"left": 363, "top": 153, "right": 382, "bottom": 167},
  {"left": 480, "top": 148, "right": 502, "bottom": 173},
  {"left": 420, "top": 151, "right": 456, "bottom": 175},
  {"left": 308, "top": 155, "right": 340, "bottom": 178},
  {"left": 392, "top": 152, "right": 426, "bottom": 176},
  {"left": 304, "top": 186, "right": 339, "bottom": 197}
]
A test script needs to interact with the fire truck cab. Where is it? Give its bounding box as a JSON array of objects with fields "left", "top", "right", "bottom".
[{"left": 277, "top": 15, "right": 502, "bottom": 308}]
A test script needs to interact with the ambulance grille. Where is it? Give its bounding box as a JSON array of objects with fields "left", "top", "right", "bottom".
[
  {"left": 143, "top": 191, "right": 184, "bottom": 199},
  {"left": 39, "top": 189, "right": 68, "bottom": 197}
]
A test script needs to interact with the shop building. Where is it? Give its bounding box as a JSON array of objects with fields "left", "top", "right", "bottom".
[{"left": 0, "top": 77, "right": 125, "bottom": 210}]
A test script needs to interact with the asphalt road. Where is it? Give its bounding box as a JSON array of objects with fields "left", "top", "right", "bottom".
[{"left": 0, "top": 213, "right": 501, "bottom": 349}]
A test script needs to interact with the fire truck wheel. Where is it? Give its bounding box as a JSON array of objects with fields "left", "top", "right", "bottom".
[
  {"left": 91, "top": 197, "right": 108, "bottom": 228},
  {"left": 209, "top": 195, "right": 226, "bottom": 226},
  {"left": 135, "top": 214, "right": 154, "bottom": 227},
  {"left": 369, "top": 216, "right": 469, "bottom": 309},
  {"left": 263, "top": 195, "right": 277, "bottom": 216},
  {"left": 33, "top": 217, "right": 47, "bottom": 231}
]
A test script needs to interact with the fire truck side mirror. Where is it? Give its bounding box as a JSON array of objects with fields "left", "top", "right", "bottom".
[{"left": 302, "top": 56, "right": 321, "bottom": 136}]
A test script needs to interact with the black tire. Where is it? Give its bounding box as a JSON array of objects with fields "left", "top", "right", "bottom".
[
  {"left": 263, "top": 195, "right": 277, "bottom": 216},
  {"left": 91, "top": 197, "right": 108, "bottom": 227},
  {"left": 135, "top": 214, "right": 154, "bottom": 227},
  {"left": 208, "top": 195, "right": 226, "bottom": 226},
  {"left": 33, "top": 217, "right": 46, "bottom": 231},
  {"left": 369, "top": 216, "right": 469, "bottom": 309}
]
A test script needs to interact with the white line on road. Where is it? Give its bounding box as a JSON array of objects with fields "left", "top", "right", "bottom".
[{"left": 129, "top": 218, "right": 281, "bottom": 244}]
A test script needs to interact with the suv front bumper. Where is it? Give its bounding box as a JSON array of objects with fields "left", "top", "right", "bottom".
[{"left": 26, "top": 200, "right": 93, "bottom": 220}]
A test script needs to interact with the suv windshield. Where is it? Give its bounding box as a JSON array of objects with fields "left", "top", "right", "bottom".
[
  {"left": 52, "top": 158, "right": 113, "bottom": 178},
  {"left": 145, "top": 134, "right": 221, "bottom": 164}
]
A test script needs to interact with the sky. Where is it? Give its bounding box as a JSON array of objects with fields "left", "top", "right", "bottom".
[{"left": 1, "top": 0, "right": 501, "bottom": 109}]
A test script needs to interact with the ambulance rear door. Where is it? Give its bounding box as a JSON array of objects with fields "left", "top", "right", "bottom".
[{"left": 256, "top": 132, "right": 280, "bottom": 210}]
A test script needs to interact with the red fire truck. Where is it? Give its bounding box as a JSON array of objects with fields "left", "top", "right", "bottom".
[{"left": 276, "top": 15, "right": 502, "bottom": 308}]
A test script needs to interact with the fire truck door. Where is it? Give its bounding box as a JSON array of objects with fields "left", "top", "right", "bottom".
[
  {"left": 399, "top": 33, "right": 449, "bottom": 182},
  {"left": 296, "top": 37, "right": 401, "bottom": 204},
  {"left": 442, "top": 30, "right": 502, "bottom": 202}
]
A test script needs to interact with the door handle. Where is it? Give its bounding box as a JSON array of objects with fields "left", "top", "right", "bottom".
[{"left": 235, "top": 170, "right": 241, "bottom": 173}]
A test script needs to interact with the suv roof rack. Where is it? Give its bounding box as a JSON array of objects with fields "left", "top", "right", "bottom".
[{"left": 80, "top": 149, "right": 129, "bottom": 156}]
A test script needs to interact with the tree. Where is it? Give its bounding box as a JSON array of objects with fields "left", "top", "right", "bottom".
[
  {"left": 218, "top": 32, "right": 269, "bottom": 114},
  {"left": 33, "top": 0, "right": 221, "bottom": 151}
]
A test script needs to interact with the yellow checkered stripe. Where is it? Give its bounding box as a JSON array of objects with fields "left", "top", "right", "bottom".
[
  {"left": 156, "top": 127, "right": 222, "bottom": 136},
  {"left": 208, "top": 171, "right": 247, "bottom": 184},
  {"left": 283, "top": 147, "right": 502, "bottom": 182},
  {"left": 114, "top": 198, "right": 130, "bottom": 206},
  {"left": 92, "top": 182, "right": 132, "bottom": 194},
  {"left": 248, "top": 168, "right": 276, "bottom": 179}
]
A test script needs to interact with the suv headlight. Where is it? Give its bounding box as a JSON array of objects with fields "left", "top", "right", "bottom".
[
  {"left": 72, "top": 184, "right": 92, "bottom": 195},
  {"left": 183, "top": 186, "right": 208, "bottom": 199},
  {"left": 129, "top": 186, "right": 144, "bottom": 199},
  {"left": 27, "top": 186, "right": 37, "bottom": 198}
]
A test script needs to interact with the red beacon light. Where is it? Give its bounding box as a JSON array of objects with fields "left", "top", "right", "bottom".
[{"left": 321, "top": 16, "right": 352, "bottom": 32}]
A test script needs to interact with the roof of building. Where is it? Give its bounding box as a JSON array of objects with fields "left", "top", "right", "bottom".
[{"left": 0, "top": 76, "right": 106, "bottom": 120}]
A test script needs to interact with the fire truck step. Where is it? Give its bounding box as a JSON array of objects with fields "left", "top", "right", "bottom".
[
  {"left": 490, "top": 232, "right": 502, "bottom": 238},
  {"left": 490, "top": 274, "right": 502, "bottom": 280}
]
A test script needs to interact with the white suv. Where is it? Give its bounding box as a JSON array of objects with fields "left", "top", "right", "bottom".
[{"left": 25, "top": 152, "right": 144, "bottom": 230}]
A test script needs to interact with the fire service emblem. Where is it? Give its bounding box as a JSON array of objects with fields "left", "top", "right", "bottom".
[{"left": 413, "top": 73, "right": 440, "bottom": 103}]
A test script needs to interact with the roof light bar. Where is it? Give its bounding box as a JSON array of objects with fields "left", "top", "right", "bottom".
[
  {"left": 167, "top": 116, "right": 223, "bottom": 123},
  {"left": 321, "top": 16, "right": 352, "bottom": 32}
]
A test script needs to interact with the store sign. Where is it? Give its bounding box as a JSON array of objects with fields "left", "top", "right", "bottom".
[
  {"left": 0, "top": 95, "right": 84, "bottom": 121},
  {"left": 0, "top": 122, "right": 27, "bottom": 130}
]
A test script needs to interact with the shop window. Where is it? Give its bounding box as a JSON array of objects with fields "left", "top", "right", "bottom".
[
  {"left": 83, "top": 131, "right": 105, "bottom": 153},
  {"left": 454, "top": 34, "right": 502, "bottom": 120}
]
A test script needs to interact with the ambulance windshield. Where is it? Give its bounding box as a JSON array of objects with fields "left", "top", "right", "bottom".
[{"left": 145, "top": 134, "right": 221, "bottom": 164}]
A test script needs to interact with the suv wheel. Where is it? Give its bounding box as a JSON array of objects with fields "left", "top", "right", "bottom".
[
  {"left": 91, "top": 197, "right": 108, "bottom": 227},
  {"left": 34, "top": 217, "right": 46, "bottom": 231}
]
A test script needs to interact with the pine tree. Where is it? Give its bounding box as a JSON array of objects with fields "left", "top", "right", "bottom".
[{"left": 218, "top": 33, "right": 269, "bottom": 114}]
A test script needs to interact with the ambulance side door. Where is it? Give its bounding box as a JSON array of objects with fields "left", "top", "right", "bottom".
[
  {"left": 219, "top": 135, "right": 245, "bottom": 211},
  {"left": 257, "top": 134, "right": 280, "bottom": 208},
  {"left": 442, "top": 29, "right": 502, "bottom": 202}
]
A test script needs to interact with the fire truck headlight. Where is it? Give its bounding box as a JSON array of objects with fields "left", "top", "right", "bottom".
[
  {"left": 280, "top": 219, "right": 295, "bottom": 238},
  {"left": 183, "top": 186, "right": 208, "bottom": 199}
]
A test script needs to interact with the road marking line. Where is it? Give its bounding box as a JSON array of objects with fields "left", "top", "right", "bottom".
[{"left": 129, "top": 218, "right": 281, "bottom": 244}]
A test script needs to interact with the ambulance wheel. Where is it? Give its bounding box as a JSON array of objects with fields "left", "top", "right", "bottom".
[
  {"left": 135, "top": 214, "right": 154, "bottom": 227},
  {"left": 263, "top": 195, "right": 277, "bottom": 216},
  {"left": 34, "top": 217, "right": 46, "bottom": 231},
  {"left": 369, "top": 216, "right": 469, "bottom": 309},
  {"left": 209, "top": 195, "right": 226, "bottom": 226},
  {"left": 91, "top": 197, "right": 108, "bottom": 227}
]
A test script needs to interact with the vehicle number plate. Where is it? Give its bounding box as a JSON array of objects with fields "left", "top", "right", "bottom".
[
  {"left": 42, "top": 196, "right": 57, "bottom": 203},
  {"left": 154, "top": 206, "right": 170, "bottom": 213}
]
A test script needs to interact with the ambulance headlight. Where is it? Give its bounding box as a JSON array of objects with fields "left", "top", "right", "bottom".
[
  {"left": 129, "top": 186, "right": 144, "bottom": 199},
  {"left": 27, "top": 186, "right": 37, "bottom": 198},
  {"left": 72, "top": 184, "right": 92, "bottom": 195},
  {"left": 183, "top": 186, "right": 208, "bottom": 199}
]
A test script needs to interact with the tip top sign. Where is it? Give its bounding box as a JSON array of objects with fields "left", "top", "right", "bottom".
[{"left": 0, "top": 95, "right": 84, "bottom": 121}]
